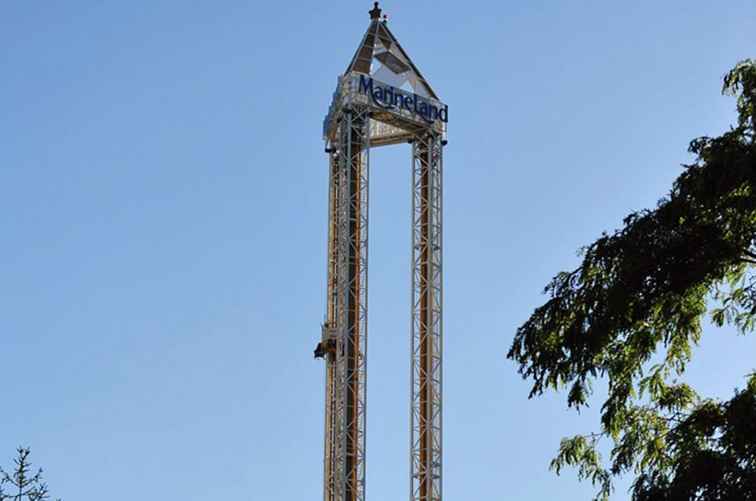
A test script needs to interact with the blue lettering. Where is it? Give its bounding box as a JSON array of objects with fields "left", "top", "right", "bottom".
[
  {"left": 359, "top": 74, "right": 373, "bottom": 94},
  {"left": 356, "top": 75, "right": 448, "bottom": 123}
]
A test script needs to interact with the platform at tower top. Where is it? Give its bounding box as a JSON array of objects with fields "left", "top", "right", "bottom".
[
  {"left": 322, "top": 3, "right": 447, "bottom": 148},
  {"left": 323, "top": 72, "right": 447, "bottom": 147}
]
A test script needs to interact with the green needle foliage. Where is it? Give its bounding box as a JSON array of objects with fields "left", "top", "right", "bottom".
[
  {"left": 509, "top": 59, "right": 756, "bottom": 501},
  {"left": 0, "top": 448, "right": 61, "bottom": 501}
]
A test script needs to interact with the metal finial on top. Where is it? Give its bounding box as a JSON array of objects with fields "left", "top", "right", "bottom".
[{"left": 369, "top": 2, "right": 382, "bottom": 20}]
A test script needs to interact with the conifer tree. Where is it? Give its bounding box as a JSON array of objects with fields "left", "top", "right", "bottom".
[{"left": 0, "top": 448, "right": 60, "bottom": 501}]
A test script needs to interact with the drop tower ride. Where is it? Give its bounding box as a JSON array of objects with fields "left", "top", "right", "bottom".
[{"left": 314, "top": 4, "right": 447, "bottom": 501}]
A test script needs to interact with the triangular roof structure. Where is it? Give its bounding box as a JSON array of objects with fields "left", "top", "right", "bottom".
[{"left": 345, "top": 2, "right": 440, "bottom": 101}]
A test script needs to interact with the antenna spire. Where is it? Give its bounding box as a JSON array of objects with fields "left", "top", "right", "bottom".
[{"left": 369, "top": 2, "right": 382, "bottom": 21}]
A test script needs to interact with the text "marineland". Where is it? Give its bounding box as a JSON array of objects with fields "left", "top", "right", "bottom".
[{"left": 358, "top": 75, "right": 448, "bottom": 124}]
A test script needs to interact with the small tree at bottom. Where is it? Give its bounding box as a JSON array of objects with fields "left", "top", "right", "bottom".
[{"left": 0, "top": 448, "right": 61, "bottom": 501}]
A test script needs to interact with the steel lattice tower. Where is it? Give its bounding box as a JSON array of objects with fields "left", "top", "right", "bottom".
[{"left": 314, "top": 4, "right": 447, "bottom": 501}]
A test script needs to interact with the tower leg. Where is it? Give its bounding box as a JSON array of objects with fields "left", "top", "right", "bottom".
[
  {"left": 323, "top": 148, "right": 341, "bottom": 501},
  {"left": 333, "top": 108, "right": 370, "bottom": 501},
  {"left": 411, "top": 132, "right": 443, "bottom": 501}
]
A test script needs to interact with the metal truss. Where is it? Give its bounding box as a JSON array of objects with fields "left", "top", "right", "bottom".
[
  {"left": 322, "top": 148, "right": 341, "bottom": 501},
  {"left": 320, "top": 115, "right": 445, "bottom": 501},
  {"left": 321, "top": 105, "right": 371, "bottom": 501},
  {"left": 410, "top": 132, "right": 443, "bottom": 501}
]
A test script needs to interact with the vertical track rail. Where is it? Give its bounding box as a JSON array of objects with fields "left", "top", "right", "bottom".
[
  {"left": 323, "top": 148, "right": 341, "bottom": 501},
  {"left": 411, "top": 133, "right": 443, "bottom": 501},
  {"left": 327, "top": 107, "right": 369, "bottom": 501}
]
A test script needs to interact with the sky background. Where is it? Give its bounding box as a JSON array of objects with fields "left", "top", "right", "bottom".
[{"left": 2, "top": 1, "right": 756, "bottom": 500}]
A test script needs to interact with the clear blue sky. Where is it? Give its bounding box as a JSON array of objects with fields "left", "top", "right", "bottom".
[{"left": 2, "top": 1, "right": 755, "bottom": 500}]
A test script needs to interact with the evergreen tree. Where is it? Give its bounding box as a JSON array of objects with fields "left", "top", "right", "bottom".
[{"left": 0, "top": 448, "right": 60, "bottom": 501}]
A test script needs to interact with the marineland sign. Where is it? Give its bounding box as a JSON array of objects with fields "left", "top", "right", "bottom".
[{"left": 356, "top": 74, "right": 449, "bottom": 125}]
